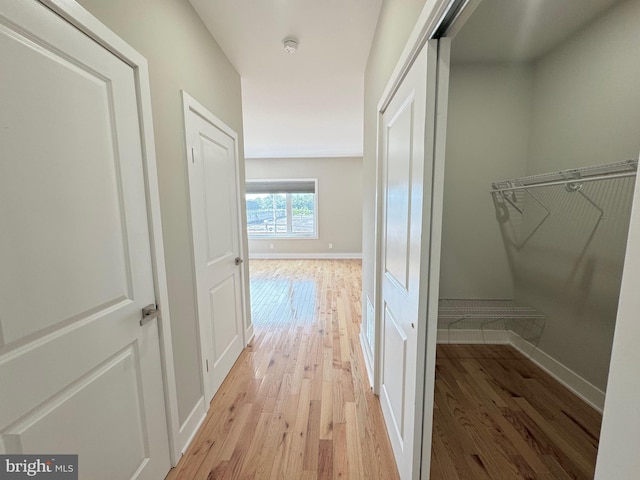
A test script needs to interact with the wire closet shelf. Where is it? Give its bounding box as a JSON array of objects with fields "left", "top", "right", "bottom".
[
  {"left": 441, "top": 161, "right": 638, "bottom": 352},
  {"left": 491, "top": 159, "right": 638, "bottom": 194},
  {"left": 490, "top": 159, "right": 639, "bottom": 245},
  {"left": 438, "top": 299, "right": 546, "bottom": 353}
]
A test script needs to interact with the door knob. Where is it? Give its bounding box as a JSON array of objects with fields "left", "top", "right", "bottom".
[
  {"left": 235, "top": 257, "right": 243, "bottom": 266},
  {"left": 141, "top": 304, "right": 160, "bottom": 326}
]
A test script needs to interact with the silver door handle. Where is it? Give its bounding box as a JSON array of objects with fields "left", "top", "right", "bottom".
[
  {"left": 141, "top": 304, "right": 160, "bottom": 326},
  {"left": 235, "top": 257, "right": 243, "bottom": 266}
]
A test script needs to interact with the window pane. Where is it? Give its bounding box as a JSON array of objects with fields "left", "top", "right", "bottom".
[
  {"left": 246, "top": 193, "right": 287, "bottom": 236},
  {"left": 246, "top": 184, "right": 316, "bottom": 239},
  {"left": 291, "top": 193, "right": 315, "bottom": 236}
]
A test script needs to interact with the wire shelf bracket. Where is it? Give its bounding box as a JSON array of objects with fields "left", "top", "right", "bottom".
[{"left": 493, "top": 187, "right": 551, "bottom": 250}]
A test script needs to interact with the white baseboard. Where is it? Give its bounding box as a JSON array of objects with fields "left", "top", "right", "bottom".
[
  {"left": 249, "top": 252, "right": 362, "bottom": 259},
  {"left": 178, "top": 397, "right": 207, "bottom": 454},
  {"left": 245, "top": 325, "right": 255, "bottom": 346},
  {"left": 360, "top": 331, "right": 374, "bottom": 388},
  {"left": 366, "top": 297, "right": 375, "bottom": 351},
  {"left": 509, "top": 332, "right": 605, "bottom": 413},
  {"left": 360, "top": 296, "right": 376, "bottom": 391},
  {"left": 436, "top": 328, "right": 605, "bottom": 413}
]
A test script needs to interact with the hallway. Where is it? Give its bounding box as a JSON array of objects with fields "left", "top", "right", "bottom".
[{"left": 165, "top": 259, "right": 399, "bottom": 479}]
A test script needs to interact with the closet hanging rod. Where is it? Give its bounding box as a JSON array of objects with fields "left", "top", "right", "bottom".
[
  {"left": 491, "top": 159, "right": 638, "bottom": 194},
  {"left": 492, "top": 171, "right": 636, "bottom": 194}
]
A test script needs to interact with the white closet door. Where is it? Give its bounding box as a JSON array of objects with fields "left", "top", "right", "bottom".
[
  {"left": 378, "top": 39, "right": 439, "bottom": 480},
  {"left": 0, "top": 2, "right": 170, "bottom": 478},
  {"left": 184, "top": 96, "right": 246, "bottom": 404}
]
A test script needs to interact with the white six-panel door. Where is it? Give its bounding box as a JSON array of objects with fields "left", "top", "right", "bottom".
[
  {"left": 379, "top": 40, "right": 438, "bottom": 480},
  {"left": 183, "top": 94, "right": 246, "bottom": 404},
  {"left": 0, "top": 1, "right": 170, "bottom": 479}
]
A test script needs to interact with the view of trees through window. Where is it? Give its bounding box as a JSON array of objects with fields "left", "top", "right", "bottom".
[{"left": 246, "top": 192, "right": 316, "bottom": 237}]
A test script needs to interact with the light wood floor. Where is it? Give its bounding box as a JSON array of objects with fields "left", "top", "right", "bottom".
[
  {"left": 165, "top": 259, "right": 399, "bottom": 480},
  {"left": 166, "top": 259, "right": 602, "bottom": 480}
]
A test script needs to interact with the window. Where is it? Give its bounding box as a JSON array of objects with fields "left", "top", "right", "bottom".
[{"left": 246, "top": 179, "right": 317, "bottom": 238}]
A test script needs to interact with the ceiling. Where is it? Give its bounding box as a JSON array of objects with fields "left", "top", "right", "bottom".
[
  {"left": 189, "top": 0, "right": 383, "bottom": 158},
  {"left": 452, "top": 0, "right": 622, "bottom": 63}
]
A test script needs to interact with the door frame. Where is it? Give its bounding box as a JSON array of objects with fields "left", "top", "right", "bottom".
[
  {"left": 370, "top": 0, "right": 463, "bottom": 393},
  {"left": 181, "top": 89, "right": 252, "bottom": 410},
  {"left": 37, "top": 0, "right": 181, "bottom": 465},
  {"left": 370, "top": 0, "right": 471, "bottom": 477},
  {"left": 371, "top": 0, "right": 640, "bottom": 478}
]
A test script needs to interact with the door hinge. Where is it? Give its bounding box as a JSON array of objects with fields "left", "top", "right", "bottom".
[{"left": 206, "top": 359, "right": 209, "bottom": 372}]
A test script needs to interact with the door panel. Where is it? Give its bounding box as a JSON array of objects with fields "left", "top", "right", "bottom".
[
  {"left": 201, "top": 136, "right": 236, "bottom": 261},
  {"left": 379, "top": 40, "right": 438, "bottom": 480},
  {"left": 384, "top": 99, "right": 414, "bottom": 290},
  {"left": 185, "top": 104, "right": 245, "bottom": 403},
  {"left": 4, "top": 346, "right": 148, "bottom": 477},
  {"left": 381, "top": 305, "right": 407, "bottom": 439},
  {"left": 210, "top": 278, "right": 239, "bottom": 366},
  {"left": 0, "top": 15, "right": 133, "bottom": 346},
  {"left": 0, "top": 3, "right": 170, "bottom": 478}
]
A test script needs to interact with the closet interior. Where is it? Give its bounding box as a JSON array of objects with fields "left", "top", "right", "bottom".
[{"left": 433, "top": 0, "right": 640, "bottom": 475}]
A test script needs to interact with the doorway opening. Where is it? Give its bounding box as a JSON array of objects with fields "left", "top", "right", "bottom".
[
  {"left": 430, "top": 0, "right": 639, "bottom": 477},
  {"left": 166, "top": 258, "right": 401, "bottom": 478}
]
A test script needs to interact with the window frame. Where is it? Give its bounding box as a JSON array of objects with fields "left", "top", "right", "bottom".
[{"left": 245, "top": 178, "right": 319, "bottom": 240}]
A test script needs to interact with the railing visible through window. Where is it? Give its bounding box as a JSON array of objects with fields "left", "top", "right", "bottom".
[{"left": 245, "top": 179, "right": 318, "bottom": 238}]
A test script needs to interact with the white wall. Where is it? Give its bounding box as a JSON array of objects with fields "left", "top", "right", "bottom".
[
  {"left": 245, "top": 157, "right": 363, "bottom": 256},
  {"left": 509, "top": 177, "right": 634, "bottom": 390},
  {"left": 594, "top": 3, "right": 640, "bottom": 472},
  {"left": 439, "top": 63, "right": 532, "bottom": 300},
  {"left": 527, "top": 0, "right": 640, "bottom": 174},
  {"left": 595, "top": 164, "right": 640, "bottom": 479},
  {"left": 513, "top": 0, "right": 640, "bottom": 390},
  {"left": 77, "top": 0, "right": 246, "bottom": 428}
]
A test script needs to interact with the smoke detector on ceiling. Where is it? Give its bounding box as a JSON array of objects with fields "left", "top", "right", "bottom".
[{"left": 283, "top": 38, "right": 298, "bottom": 54}]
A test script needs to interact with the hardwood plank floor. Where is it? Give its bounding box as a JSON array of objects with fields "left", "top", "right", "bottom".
[
  {"left": 165, "top": 259, "right": 603, "bottom": 480},
  {"left": 165, "top": 259, "right": 399, "bottom": 480},
  {"left": 430, "top": 344, "right": 602, "bottom": 480}
]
